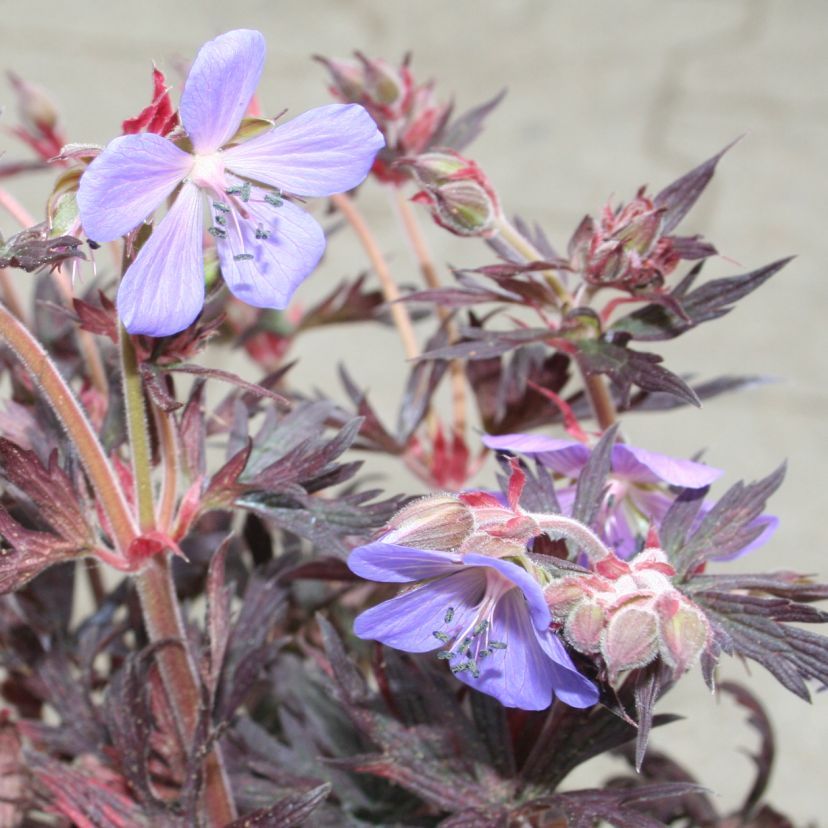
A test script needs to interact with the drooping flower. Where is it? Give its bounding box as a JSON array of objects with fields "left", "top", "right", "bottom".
[
  {"left": 77, "top": 29, "right": 385, "bottom": 337},
  {"left": 483, "top": 432, "right": 778, "bottom": 560},
  {"left": 349, "top": 540, "right": 599, "bottom": 710}
]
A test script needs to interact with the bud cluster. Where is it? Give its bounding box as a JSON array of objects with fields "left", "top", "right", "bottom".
[
  {"left": 545, "top": 548, "right": 711, "bottom": 685},
  {"left": 316, "top": 53, "right": 450, "bottom": 183},
  {"left": 569, "top": 188, "right": 679, "bottom": 292}
]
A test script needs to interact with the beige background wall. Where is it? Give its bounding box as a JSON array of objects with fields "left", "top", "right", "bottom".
[{"left": 2, "top": 0, "right": 826, "bottom": 821}]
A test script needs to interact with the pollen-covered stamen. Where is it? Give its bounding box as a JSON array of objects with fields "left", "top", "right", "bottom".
[{"left": 432, "top": 569, "right": 514, "bottom": 675}]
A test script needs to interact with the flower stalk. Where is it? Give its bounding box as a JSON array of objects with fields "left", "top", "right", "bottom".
[{"left": 331, "top": 191, "right": 420, "bottom": 360}]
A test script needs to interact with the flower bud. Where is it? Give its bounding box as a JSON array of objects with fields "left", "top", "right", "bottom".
[
  {"left": 656, "top": 593, "right": 711, "bottom": 675},
  {"left": 385, "top": 494, "right": 474, "bottom": 550},
  {"left": 564, "top": 599, "right": 605, "bottom": 653},
  {"left": 404, "top": 151, "right": 500, "bottom": 238},
  {"left": 601, "top": 603, "right": 659, "bottom": 683},
  {"left": 8, "top": 71, "right": 59, "bottom": 134}
]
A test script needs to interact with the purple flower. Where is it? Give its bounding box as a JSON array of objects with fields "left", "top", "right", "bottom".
[
  {"left": 77, "top": 30, "right": 384, "bottom": 336},
  {"left": 349, "top": 541, "right": 599, "bottom": 710},
  {"left": 483, "top": 433, "right": 777, "bottom": 560}
]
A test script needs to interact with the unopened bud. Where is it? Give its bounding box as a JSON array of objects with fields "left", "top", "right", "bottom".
[
  {"left": 8, "top": 71, "right": 59, "bottom": 134},
  {"left": 601, "top": 603, "right": 659, "bottom": 683},
  {"left": 385, "top": 494, "right": 474, "bottom": 550},
  {"left": 656, "top": 594, "right": 710, "bottom": 675},
  {"left": 564, "top": 599, "right": 605, "bottom": 654}
]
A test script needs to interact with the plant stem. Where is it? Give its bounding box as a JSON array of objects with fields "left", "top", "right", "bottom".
[
  {"left": 154, "top": 404, "right": 179, "bottom": 532},
  {"left": 582, "top": 370, "right": 618, "bottom": 431},
  {"left": 491, "top": 212, "right": 618, "bottom": 431},
  {"left": 391, "top": 188, "right": 468, "bottom": 436},
  {"left": 534, "top": 513, "right": 611, "bottom": 562},
  {"left": 493, "top": 214, "right": 572, "bottom": 306},
  {"left": 119, "top": 325, "right": 156, "bottom": 531},
  {"left": 119, "top": 322, "right": 235, "bottom": 825},
  {"left": 0, "top": 302, "right": 136, "bottom": 555},
  {"left": 331, "top": 192, "right": 420, "bottom": 360}
]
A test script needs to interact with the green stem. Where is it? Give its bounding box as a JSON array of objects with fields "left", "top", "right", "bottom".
[
  {"left": 493, "top": 215, "right": 573, "bottom": 307},
  {"left": 0, "top": 301, "right": 136, "bottom": 554},
  {"left": 119, "top": 325, "right": 156, "bottom": 531},
  {"left": 118, "top": 324, "right": 236, "bottom": 824}
]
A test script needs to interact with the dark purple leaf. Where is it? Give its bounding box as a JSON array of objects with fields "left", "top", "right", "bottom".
[
  {"left": 575, "top": 339, "right": 700, "bottom": 407},
  {"left": 297, "top": 273, "right": 385, "bottom": 329},
  {"left": 420, "top": 326, "right": 552, "bottom": 361},
  {"left": 0, "top": 439, "right": 93, "bottom": 546},
  {"left": 672, "top": 465, "right": 785, "bottom": 576},
  {"left": 572, "top": 423, "right": 619, "bottom": 528},
  {"left": 0, "top": 223, "right": 84, "bottom": 272},
  {"left": 530, "top": 782, "right": 705, "bottom": 828},
  {"left": 654, "top": 139, "right": 739, "bottom": 234},
  {"left": 205, "top": 537, "right": 233, "bottom": 698},
  {"left": 718, "top": 682, "right": 775, "bottom": 817},
  {"left": 436, "top": 88, "right": 507, "bottom": 152},
  {"left": 630, "top": 374, "right": 771, "bottom": 411},
  {"left": 226, "top": 784, "right": 331, "bottom": 827},
  {"left": 695, "top": 590, "right": 828, "bottom": 701},
  {"left": 73, "top": 291, "right": 118, "bottom": 343},
  {"left": 160, "top": 363, "right": 289, "bottom": 409},
  {"left": 611, "top": 258, "right": 792, "bottom": 341}
]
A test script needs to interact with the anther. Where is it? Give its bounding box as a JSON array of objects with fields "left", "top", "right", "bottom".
[
  {"left": 233, "top": 253, "right": 255, "bottom": 261},
  {"left": 444, "top": 607, "right": 455, "bottom": 623},
  {"left": 264, "top": 191, "right": 284, "bottom": 207},
  {"left": 226, "top": 182, "right": 251, "bottom": 202},
  {"left": 208, "top": 227, "right": 227, "bottom": 239},
  {"left": 432, "top": 631, "right": 450, "bottom": 642}
]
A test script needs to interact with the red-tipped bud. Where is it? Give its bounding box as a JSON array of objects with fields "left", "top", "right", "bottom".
[
  {"left": 403, "top": 151, "right": 500, "bottom": 238},
  {"left": 385, "top": 494, "right": 474, "bottom": 550}
]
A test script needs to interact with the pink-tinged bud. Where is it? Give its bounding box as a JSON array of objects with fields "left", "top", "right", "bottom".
[
  {"left": 564, "top": 599, "right": 605, "bottom": 653},
  {"left": 385, "top": 494, "right": 474, "bottom": 550},
  {"left": 357, "top": 52, "right": 408, "bottom": 106},
  {"left": 601, "top": 603, "right": 660, "bottom": 683},
  {"left": 657, "top": 594, "right": 711, "bottom": 675},
  {"left": 546, "top": 579, "right": 595, "bottom": 616},
  {"left": 404, "top": 151, "right": 501, "bottom": 238},
  {"left": 8, "top": 71, "right": 59, "bottom": 133}
]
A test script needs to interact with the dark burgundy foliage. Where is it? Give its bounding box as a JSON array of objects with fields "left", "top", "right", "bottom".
[{"left": 0, "top": 52, "right": 821, "bottom": 828}]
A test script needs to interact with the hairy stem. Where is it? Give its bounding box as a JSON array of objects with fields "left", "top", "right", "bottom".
[
  {"left": 135, "top": 556, "right": 235, "bottom": 823},
  {"left": 0, "top": 302, "right": 136, "bottom": 554},
  {"left": 534, "top": 513, "right": 612, "bottom": 562},
  {"left": 154, "top": 403, "right": 179, "bottom": 532},
  {"left": 119, "top": 323, "right": 236, "bottom": 824},
  {"left": 331, "top": 192, "right": 420, "bottom": 360}
]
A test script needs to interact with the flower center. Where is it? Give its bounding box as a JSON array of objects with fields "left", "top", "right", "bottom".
[
  {"left": 432, "top": 568, "right": 514, "bottom": 677},
  {"left": 189, "top": 152, "right": 227, "bottom": 191}
]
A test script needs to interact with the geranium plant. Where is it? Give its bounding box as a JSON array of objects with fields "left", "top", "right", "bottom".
[{"left": 0, "top": 28, "right": 823, "bottom": 827}]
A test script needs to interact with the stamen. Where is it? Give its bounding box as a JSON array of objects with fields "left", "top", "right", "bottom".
[
  {"left": 489, "top": 641, "right": 507, "bottom": 650},
  {"left": 264, "top": 191, "right": 284, "bottom": 207},
  {"left": 444, "top": 607, "right": 455, "bottom": 623},
  {"left": 214, "top": 214, "right": 227, "bottom": 226},
  {"left": 233, "top": 253, "right": 255, "bottom": 262},
  {"left": 208, "top": 227, "right": 227, "bottom": 239},
  {"left": 226, "top": 181, "right": 251, "bottom": 203},
  {"left": 436, "top": 651, "right": 453, "bottom": 660},
  {"left": 432, "top": 631, "right": 450, "bottom": 642},
  {"left": 255, "top": 226, "right": 271, "bottom": 240},
  {"left": 213, "top": 201, "right": 230, "bottom": 213}
]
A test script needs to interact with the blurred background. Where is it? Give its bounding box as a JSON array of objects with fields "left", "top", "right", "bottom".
[{"left": 2, "top": 0, "right": 826, "bottom": 821}]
